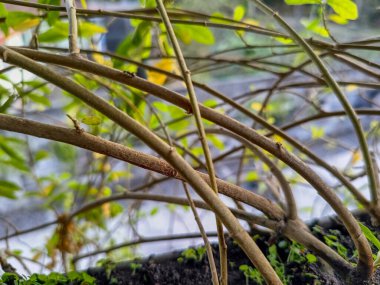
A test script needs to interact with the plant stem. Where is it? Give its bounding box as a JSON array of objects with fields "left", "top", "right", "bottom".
[
  {"left": 249, "top": 0, "right": 374, "bottom": 278},
  {"left": 9, "top": 46, "right": 372, "bottom": 278},
  {"left": 0, "top": 46, "right": 284, "bottom": 285},
  {"left": 182, "top": 183, "right": 219, "bottom": 285},
  {"left": 155, "top": 0, "right": 228, "bottom": 283},
  {"left": 65, "top": 0, "right": 80, "bottom": 55}
]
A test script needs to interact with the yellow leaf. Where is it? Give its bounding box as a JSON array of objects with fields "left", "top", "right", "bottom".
[
  {"left": 273, "top": 134, "right": 284, "bottom": 144},
  {"left": 251, "top": 102, "right": 262, "bottom": 111},
  {"left": 102, "top": 203, "right": 110, "bottom": 218},
  {"left": 147, "top": 59, "right": 175, "bottom": 85},
  {"left": 93, "top": 152, "right": 105, "bottom": 159},
  {"left": 329, "top": 14, "right": 349, "bottom": 25},
  {"left": 12, "top": 18, "right": 40, "bottom": 32},
  {"left": 245, "top": 18, "right": 260, "bottom": 26},
  {"left": 41, "top": 183, "right": 54, "bottom": 197},
  {"left": 346, "top": 84, "right": 358, "bottom": 92},
  {"left": 352, "top": 150, "right": 361, "bottom": 164},
  {"left": 102, "top": 162, "right": 111, "bottom": 172}
]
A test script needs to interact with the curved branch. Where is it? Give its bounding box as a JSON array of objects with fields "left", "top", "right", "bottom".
[
  {"left": 5, "top": 47, "right": 371, "bottom": 276},
  {"left": 0, "top": 46, "right": 283, "bottom": 283}
]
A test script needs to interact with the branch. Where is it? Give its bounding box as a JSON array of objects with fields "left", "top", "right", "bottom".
[
  {"left": 4, "top": 47, "right": 371, "bottom": 278},
  {"left": 0, "top": 46, "right": 282, "bottom": 284},
  {"left": 0, "top": 113, "right": 283, "bottom": 220},
  {"left": 72, "top": 231, "right": 219, "bottom": 263},
  {"left": 250, "top": 0, "right": 374, "bottom": 277},
  {"left": 65, "top": 0, "right": 80, "bottom": 55},
  {"left": 155, "top": 1, "right": 227, "bottom": 283}
]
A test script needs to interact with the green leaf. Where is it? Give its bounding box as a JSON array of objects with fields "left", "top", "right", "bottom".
[
  {"left": 328, "top": 14, "right": 349, "bottom": 25},
  {"left": 375, "top": 252, "right": 380, "bottom": 268},
  {"left": 79, "top": 21, "right": 107, "bottom": 37},
  {"left": 174, "top": 25, "right": 214, "bottom": 45},
  {"left": 301, "top": 18, "right": 329, "bottom": 37},
  {"left": 38, "top": 21, "right": 67, "bottom": 43},
  {"left": 207, "top": 134, "right": 225, "bottom": 151},
  {"left": 81, "top": 115, "right": 101, "bottom": 125},
  {"left": 306, "top": 253, "right": 317, "bottom": 263},
  {"left": 285, "top": 0, "right": 321, "bottom": 4},
  {"left": 0, "top": 95, "right": 16, "bottom": 113},
  {"left": 6, "top": 11, "right": 39, "bottom": 31},
  {"left": 0, "top": 139, "right": 23, "bottom": 161},
  {"left": 116, "top": 21, "right": 152, "bottom": 63},
  {"left": 0, "top": 4, "right": 9, "bottom": 35},
  {"left": 152, "top": 101, "right": 168, "bottom": 112},
  {"left": 0, "top": 180, "right": 20, "bottom": 199},
  {"left": 246, "top": 171, "right": 259, "bottom": 182},
  {"left": 233, "top": 5, "right": 245, "bottom": 21},
  {"left": 327, "top": 0, "right": 358, "bottom": 20},
  {"left": 28, "top": 93, "right": 51, "bottom": 107},
  {"left": 39, "top": 0, "right": 61, "bottom": 25},
  {"left": 35, "top": 150, "right": 50, "bottom": 161},
  {"left": 311, "top": 126, "right": 325, "bottom": 139},
  {"left": 359, "top": 222, "right": 380, "bottom": 251},
  {"left": 39, "top": 21, "right": 107, "bottom": 43}
]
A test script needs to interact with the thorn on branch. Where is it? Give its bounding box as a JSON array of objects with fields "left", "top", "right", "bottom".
[{"left": 66, "top": 114, "right": 84, "bottom": 134}]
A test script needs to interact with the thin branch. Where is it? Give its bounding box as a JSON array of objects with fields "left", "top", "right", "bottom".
[
  {"left": 249, "top": 0, "right": 374, "bottom": 278},
  {"left": 155, "top": 1, "right": 228, "bottom": 283},
  {"left": 73, "top": 231, "right": 219, "bottom": 263},
  {"left": 5, "top": 47, "right": 372, "bottom": 277},
  {"left": 0, "top": 46, "right": 283, "bottom": 284},
  {"left": 182, "top": 183, "right": 219, "bottom": 285},
  {"left": 65, "top": 0, "right": 80, "bottom": 55}
]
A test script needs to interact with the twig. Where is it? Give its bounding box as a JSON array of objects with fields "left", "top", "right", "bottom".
[
  {"left": 182, "top": 183, "right": 219, "bottom": 285},
  {"left": 0, "top": 45, "right": 284, "bottom": 285},
  {"left": 155, "top": 1, "right": 229, "bottom": 283},
  {"left": 65, "top": 0, "right": 80, "bottom": 55}
]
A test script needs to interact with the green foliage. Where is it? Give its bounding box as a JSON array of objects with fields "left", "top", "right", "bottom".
[
  {"left": 177, "top": 246, "right": 206, "bottom": 263},
  {"left": 173, "top": 25, "right": 215, "bottom": 45},
  {"left": 39, "top": 21, "right": 107, "bottom": 43},
  {"left": 129, "top": 262, "right": 142, "bottom": 275},
  {"left": 239, "top": 264, "right": 264, "bottom": 285},
  {"left": 0, "top": 180, "right": 20, "bottom": 199},
  {"left": 0, "top": 272, "right": 96, "bottom": 285}
]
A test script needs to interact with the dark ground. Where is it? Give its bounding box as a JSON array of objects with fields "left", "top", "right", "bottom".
[{"left": 87, "top": 212, "right": 380, "bottom": 285}]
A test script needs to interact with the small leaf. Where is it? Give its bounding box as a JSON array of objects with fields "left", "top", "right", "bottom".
[
  {"left": 327, "top": 0, "right": 358, "bottom": 20},
  {"left": 0, "top": 180, "right": 20, "bottom": 199},
  {"left": 275, "top": 37, "right": 294, "bottom": 44},
  {"left": 81, "top": 115, "right": 101, "bottom": 125},
  {"left": 246, "top": 171, "right": 259, "bottom": 182},
  {"left": 207, "top": 134, "right": 225, "bottom": 151},
  {"left": 306, "top": 253, "right": 317, "bottom": 263},
  {"left": 152, "top": 101, "right": 168, "bottom": 112},
  {"left": 301, "top": 18, "right": 329, "bottom": 37},
  {"left": 35, "top": 150, "right": 50, "bottom": 161},
  {"left": 329, "top": 14, "right": 349, "bottom": 25},
  {"left": 0, "top": 3, "right": 9, "bottom": 35},
  {"left": 374, "top": 252, "right": 380, "bottom": 268},
  {"left": 147, "top": 59, "right": 175, "bottom": 85},
  {"left": 311, "top": 126, "right": 325, "bottom": 139},
  {"left": 28, "top": 93, "right": 51, "bottom": 107},
  {"left": 174, "top": 25, "right": 214, "bottom": 45},
  {"left": 285, "top": 0, "right": 321, "bottom": 4},
  {"left": 6, "top": 11, "right": 39, "bottom": 31},
  {"left": 233, "top": 5, "right": 245, "bottom": 21},
  {"left": 351, "top": 150, "right": 361, "bottom": 164},
  {"left": 79, "top": 21, "right": 107, "bottom": 37},
  {"left": 359, "top": 222, "right": 380, "bottom": 251}
]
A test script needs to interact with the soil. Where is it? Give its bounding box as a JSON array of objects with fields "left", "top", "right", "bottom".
[{"left": 87, "top": 212, "right": 380, "bottom": 285}]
